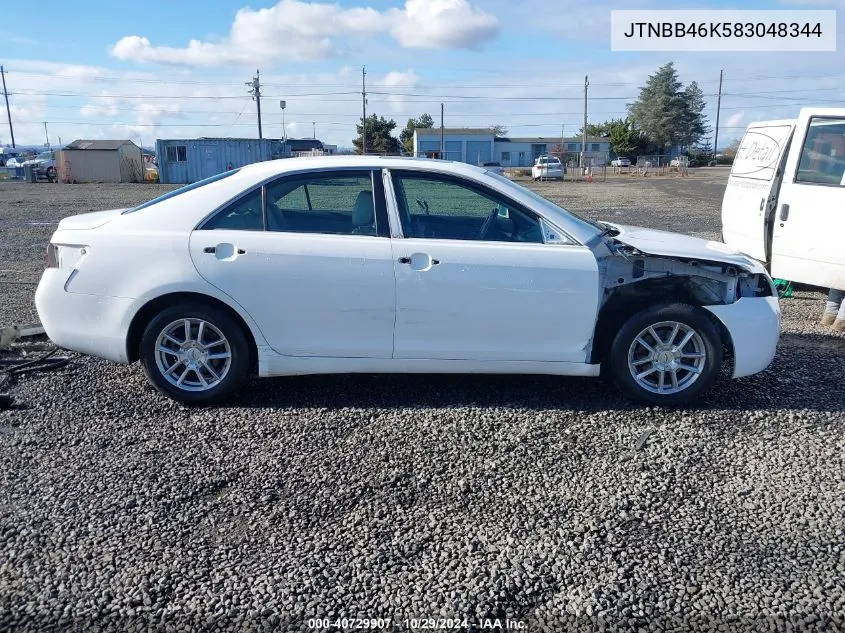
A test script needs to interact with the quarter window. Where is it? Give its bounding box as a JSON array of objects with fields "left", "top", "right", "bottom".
[
  {"left": 795, "top": 117, "right": 845, "bottom": 187},
  {"left": 264, "top": 171, "right": 379, "bottom": 236},
  {"left": 391, "top": 172, "right": 544, "bottom": 244},
  {"left": 202, "top": 188, "right": 264, "bottom": 231}
]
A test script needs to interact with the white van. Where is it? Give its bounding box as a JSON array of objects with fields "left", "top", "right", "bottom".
[{"left": 720, "top": 107, "right": 845, "bottom": 290}]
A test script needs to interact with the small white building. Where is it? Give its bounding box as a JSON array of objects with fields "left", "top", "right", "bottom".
[{"left": 57, "top": 139, "right": 144, "bottom": 183}]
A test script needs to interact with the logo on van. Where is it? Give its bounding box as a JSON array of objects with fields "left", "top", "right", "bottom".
[{"left": 732, "top": 131, "right": 783, "bottom": 177}]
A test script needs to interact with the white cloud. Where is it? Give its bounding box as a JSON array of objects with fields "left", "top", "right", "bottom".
[
  {"left": 725, "top": 111, "right": 745, "bottom": 129},
  {"left": 81, "top": 94, "right": 119, "bottom": 118},
  {"left": 377, "top": 70, "right": 421, "bottom": 112},
  {"left": 135, "top": 103, "right": 183, "bottom": 126},
  {"left": 110, "top": 0, "right": 498, "bottom": 66},
  {"left": 387, "top": 0, "right": 499, "bottom": 50}
]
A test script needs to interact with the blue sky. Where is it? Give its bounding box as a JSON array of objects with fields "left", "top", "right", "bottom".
[{"left": 2, "top": 0, "right": 843, "bottom": 149}]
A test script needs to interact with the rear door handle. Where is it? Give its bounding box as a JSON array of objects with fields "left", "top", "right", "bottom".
[{"left": 779, "top": 204, "right": 790, "bottom": 222}]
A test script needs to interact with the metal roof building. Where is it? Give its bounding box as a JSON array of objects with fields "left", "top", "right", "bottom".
[{"left": 57, "top": 139, "right": 144, "bottom": 183}]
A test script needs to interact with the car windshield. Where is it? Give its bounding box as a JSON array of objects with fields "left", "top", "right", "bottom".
[
  {"left": 125, "top": 168, "right": 242, "bottom": 213},
  {"left": 36, "top": 152, "right": 52, "bottom": 160},
  {"left": 485, "top": 171, "right": 603, "bottom": 236}
]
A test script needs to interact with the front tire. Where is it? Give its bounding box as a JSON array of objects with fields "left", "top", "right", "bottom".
[
  {"left": 608, "top": 303, "right": 722, "bottom": 406},
  {"left": 46, "top": 167, "right": 57, "bottom": 183},
  {"left": 139, "top": 303, "right": 249, "bottom": 405}
]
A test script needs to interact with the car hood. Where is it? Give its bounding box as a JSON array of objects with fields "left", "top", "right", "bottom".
[
  {"left": 605, "top": 223, "right": 766, "bottom": 273},
  {"left": 22, "top": 159, "right": 46, "bottom": 166},
  {"left": 57, "top": 208, "right": 129, "bottom": 231}
]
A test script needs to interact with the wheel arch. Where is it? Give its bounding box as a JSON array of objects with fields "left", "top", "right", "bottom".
[
  {"left": 126, "top": 292, "right": 259, "bottom": 374},
  {"left": 589, "top": 278, "right": 735, "bottom": 373}
]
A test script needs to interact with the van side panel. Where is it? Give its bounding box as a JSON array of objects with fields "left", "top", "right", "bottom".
[{"left": 720, "top": 121, "right": 795, "bottom": 262}]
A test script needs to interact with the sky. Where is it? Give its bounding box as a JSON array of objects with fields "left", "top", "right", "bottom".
[{"left": 1, "top": 0, "right": 843, "bottom": 150}]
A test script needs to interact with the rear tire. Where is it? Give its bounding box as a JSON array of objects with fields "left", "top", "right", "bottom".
[
  {"left": 139, "top": 303, "right": 250, "bottom": 405},
  {"left": 608, "top": 303, "right": 722, "bottom": 407},
  {"left": 46, "top": 167, "right": 57, "bottom": 183}
]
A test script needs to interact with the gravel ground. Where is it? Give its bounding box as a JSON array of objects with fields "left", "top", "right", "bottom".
[{"left": 1, "top": 170, "right": 844, "bottom": 633}]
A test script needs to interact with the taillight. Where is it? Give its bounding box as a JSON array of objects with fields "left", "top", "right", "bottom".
[{"left": 45, "top": 244, "right": 58, "bottom": 268}]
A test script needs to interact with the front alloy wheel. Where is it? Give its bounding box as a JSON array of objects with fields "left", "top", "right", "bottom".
[
  {"left": 140, "top": 304, "right": 249, "bottom": 404},
  {"left": 609, "top": 303, "right": 722, "bottom": 406}
]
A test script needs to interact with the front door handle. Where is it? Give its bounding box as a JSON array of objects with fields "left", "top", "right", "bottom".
[
  {"left": 204, "top": 245, "right": 246, "bottom": 256},
  {"left": 398, "top": 254, "right": 440, "bottom": 267},
  {"left": 779, "top": 204, "right": 790, "bottom": 222}
]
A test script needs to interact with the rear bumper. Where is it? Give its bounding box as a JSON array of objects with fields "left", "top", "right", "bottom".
[
  {"left": 704, "top": 296, "right": 781, "bottom": 378},
  {"left": 35, "top": 269, "right": 134, "bottom": 364}
]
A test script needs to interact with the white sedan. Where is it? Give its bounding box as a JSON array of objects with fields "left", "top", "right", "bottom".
[
  {"left": 35, "top": 156, "right": 781, "bottom": 406},
  {"left": 532, "top": 156, "right": 564, "bottom": 181}
]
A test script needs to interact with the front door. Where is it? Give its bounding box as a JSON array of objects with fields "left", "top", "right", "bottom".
[
  {"left": 771, "top": 110, "right": 845, "bottom": 289},
  {"left": 386, "top": 170, "right": 600, "bottom": 363},
  {"left": 720, "top": 120, "right": 794, "bottom": 262},
  {"left": 189, "top": 169, "right": 396, "bottom": 358}
]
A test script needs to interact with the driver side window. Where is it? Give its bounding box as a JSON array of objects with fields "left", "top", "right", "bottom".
[{"left": 391, "top": 173, "right": 543, "bottom": 243}]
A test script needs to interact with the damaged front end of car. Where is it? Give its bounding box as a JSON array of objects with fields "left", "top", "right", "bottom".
[{"left": 588, "top": 226, "right": 781, "bottom": 379}]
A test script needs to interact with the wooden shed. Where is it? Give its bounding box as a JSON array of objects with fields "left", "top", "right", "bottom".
[{"left": 57, "top": 140, "right": 144, "bottom": 183}]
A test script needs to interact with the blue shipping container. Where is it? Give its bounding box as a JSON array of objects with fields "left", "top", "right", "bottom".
[{"left": 156, "top": 138, "right": 288, "bottom": 184}]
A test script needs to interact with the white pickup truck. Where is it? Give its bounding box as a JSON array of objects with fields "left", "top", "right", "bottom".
[{"left": 720, "top": 107, "right": 845, "bottom": 290}]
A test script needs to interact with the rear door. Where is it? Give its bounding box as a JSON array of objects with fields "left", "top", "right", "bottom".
[
  {"left": 770, "top": 109, "right": 845, "bottom": 289},
  {"left": 720, "top": 120, "right": 795, "bottom": 262}
]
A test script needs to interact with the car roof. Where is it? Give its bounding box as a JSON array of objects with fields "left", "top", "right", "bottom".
[{"left": 237, "top": 155, "right": 492, "bottom": 179}]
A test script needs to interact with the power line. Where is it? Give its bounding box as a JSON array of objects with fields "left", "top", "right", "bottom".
[{"left": 9, "top": 69, "right": 845, "bottom": 89}]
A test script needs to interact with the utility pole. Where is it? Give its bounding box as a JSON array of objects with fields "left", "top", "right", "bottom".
[
  {"left": 440, "top": 103, "right": 444, "bottom": 159},
  {"left": 312, "top": 122, "right": 316, "bottom": 139},
  {"left": 713, "top": 69, "right": 723, "bottom": 160},
  {"left": 362, "top": 66, "right": 367, "bottom": 155},
  {"left": 1, "top": 66, "right": 15, "bottom": 148},
  {"left": 247, "top": 69, "right": 263, "bottom": 139},
  {"left": 43, "top": 122, "right": 49, "bottom": 148},
  {"left": 581, "top": 75, "right": 589, "bottom": 168}
]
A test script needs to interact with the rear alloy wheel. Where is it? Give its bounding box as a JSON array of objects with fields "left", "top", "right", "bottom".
[
  {"left": 140, "top": 304, "right": 249, "bottom": 405},
  {"left": 608, "top": 303, "right": 722, "bottom": 406},
  {"left": 46, "top": 167, "right": 57, "bottom": 182}
]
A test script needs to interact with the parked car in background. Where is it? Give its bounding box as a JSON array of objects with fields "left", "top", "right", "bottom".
[
  {"left": 36, "top": 156, "right": 780, "bottom": 408},
  {"left": 481, "top": 161, "right": 503, "bottom": 175},
  {"left": 532, "top": 156, "right": 564, "bottom": 180},
  {"left": 4, "top": 156, "right": 27, "bottom": 168},
  {"left": 611, "top": 157, "right": 631, "bottom": 167},
  {"left": 22, "top": 151, "right": 57, "bottom": 182}
]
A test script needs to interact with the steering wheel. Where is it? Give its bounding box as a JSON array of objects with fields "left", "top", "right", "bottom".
[{"left": 478, "top": 208, "right": 499, "bottom": 240}]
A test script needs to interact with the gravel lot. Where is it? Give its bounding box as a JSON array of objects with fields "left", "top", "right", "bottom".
[{"left": 1, "top": 169, "right": 844, "bottom": 632}]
